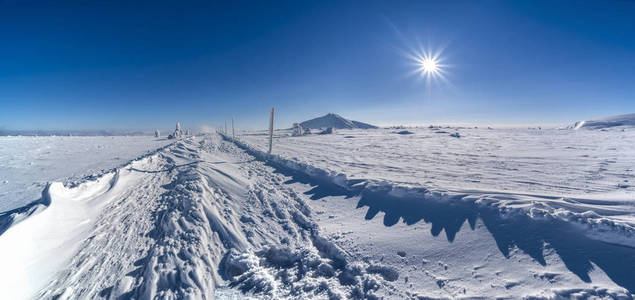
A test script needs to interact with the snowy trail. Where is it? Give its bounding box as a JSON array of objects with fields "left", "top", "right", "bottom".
[
  {"left": 1, "top": 133, "right": 634, "bottom": 299},
  {"left": 0, "top": 135, "right": 399, "bottom": 299}
]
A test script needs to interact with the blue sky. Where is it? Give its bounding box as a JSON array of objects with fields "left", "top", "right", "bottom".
[{"left": 1, "top": 1, "right": 634, "bottom": 130}]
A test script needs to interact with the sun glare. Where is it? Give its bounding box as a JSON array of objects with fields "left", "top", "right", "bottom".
[
  {"left": 420, "top": 58, "right": 438, "bottom": 74},
  {"left": 405, "top": 46, "right": 448, "bottom": 83}
]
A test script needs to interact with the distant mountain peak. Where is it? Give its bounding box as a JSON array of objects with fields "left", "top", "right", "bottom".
[{"left": 299, "top": 113, "right": 377, "bottom": 130}]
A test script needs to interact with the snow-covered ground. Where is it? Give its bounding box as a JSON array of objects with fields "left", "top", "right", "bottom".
[
  {"left": 570, "top": 113, "right": 635, "bottom": 130},
  {"left": 0, "top": 136, "right": 173, "bottom": 212},
  {"left": 1, "top": 130, "right": 634, "bottom": 299},
  {"left": 240, "top": 127, "right": 635, "bottom": 197},
  {"left": 236, "top": 127, "right": 635, "bottom": 296},
  {"left": 239, "top": 127, "right": 635, "bottom": 243}
]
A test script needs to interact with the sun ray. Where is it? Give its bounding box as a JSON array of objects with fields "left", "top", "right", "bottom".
[{"left": 404, "top": 45, "right": 449, "bottom": 84}]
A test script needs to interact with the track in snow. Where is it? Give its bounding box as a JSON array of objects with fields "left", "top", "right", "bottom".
[
  {"left": 0, "top": 135, "right": 398, "bottom": 299},
  {"left": 1, "top": 133, "right": 634, "bottom": 299}
]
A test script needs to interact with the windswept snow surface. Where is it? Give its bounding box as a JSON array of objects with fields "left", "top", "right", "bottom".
[
  {"left": 571, "top": 113, "right": 635, "bottom": 130},
  {"left": 236, "top": 127, "right": 635, "bottom": 296},
  {"left": 239, "top": 128, "right": 635, "bottom": 232},
  {"left": 1, "top": 131, "right": 634, "bottom": 299},
  {"left": 0, "top": 136, "right": 173, "bottom": 212}
]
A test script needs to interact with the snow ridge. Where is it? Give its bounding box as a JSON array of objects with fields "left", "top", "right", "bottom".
[
  {"left": 225, "top": 134, "right": 635, "bottom": 295},
  {"left": 570, "top": 113, "right": 635, "bottom": 130}
]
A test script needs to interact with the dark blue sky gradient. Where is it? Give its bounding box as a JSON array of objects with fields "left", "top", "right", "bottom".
[{"left": 1, "top": 1, "right": 634, "bottom": 130}]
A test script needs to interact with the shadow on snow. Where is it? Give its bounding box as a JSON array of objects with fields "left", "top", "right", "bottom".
[
  {"left": 269, "top": 161, "right": 635, "bottom": 293},
  {"left": 0, "top": 184, "right": 52, "bottom": 236}
]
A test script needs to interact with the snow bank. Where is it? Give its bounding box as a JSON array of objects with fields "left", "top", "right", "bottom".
[
  {"left": 0, "top": 142, "right": 174, "bottom": 299},
  {"left": 224, "top": 134, "right": 635, "bottom": 249},
  {"left": 0, "top": 173, "right": 119, "bottom": 299},
  {"left": 0, "top": 136, "right": 174, "bottom": 212},
  {"left": 570, "top": 113, "right": 635, "bottom": 130}
]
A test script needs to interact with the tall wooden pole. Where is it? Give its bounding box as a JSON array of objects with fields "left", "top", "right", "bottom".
[{"left": 268, "top": 107, "right": 274, "bottom": 154}]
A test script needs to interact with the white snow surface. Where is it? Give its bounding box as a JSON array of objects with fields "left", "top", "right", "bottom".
[
  {"left": 1, "top": 131, "right": 634, "bottom": 299},
  {"left": 239, "top": 127, "right": 635, "bottom": 248},
  {"left": 0, "top": 136, "right": 173, "bottom": 212},
  {"left": 571, "top": 113, "right": 635, "bottom": 130}
]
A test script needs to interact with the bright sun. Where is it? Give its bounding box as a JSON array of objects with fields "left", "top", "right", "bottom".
[
  {"left": 406, "top": 47, "right": 447, "bottom": 82},
  {"left": 420, "top": 58, "right": 438, "bottom": 74}
]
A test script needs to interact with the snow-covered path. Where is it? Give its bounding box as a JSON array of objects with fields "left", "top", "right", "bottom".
[
  {"left": 1, "top": 133, "right": 633, "bottom": 299},
  {"left": 0, "top": 135, "right": 400, "bottom": 299}
]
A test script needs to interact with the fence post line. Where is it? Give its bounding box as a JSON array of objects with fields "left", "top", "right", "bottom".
[{"left": 268, "top": 107, "right": 274, "bottom": 154}]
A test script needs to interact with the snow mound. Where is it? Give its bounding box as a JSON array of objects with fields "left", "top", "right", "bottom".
[
  {"left": 570, "top": 113, "right": 635, "bottom": 130},
  {"left": 300, "top": 113, "right": 377, "bottom": 130}
]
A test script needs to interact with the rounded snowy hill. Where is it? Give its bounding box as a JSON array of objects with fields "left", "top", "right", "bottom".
[
  {"left": 299, "top": 113, "right": 378, "bottom": 129},
  {"left": 570, "top": 113, "right": 635, "bottom": 130}
]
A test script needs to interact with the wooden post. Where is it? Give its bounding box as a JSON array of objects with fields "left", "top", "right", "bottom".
[
  {"left": 268, "top": 107, "right": 274, "bottom": 154},
  {"left": 232, "top": 116, "right": 235, "bottom": 140}
]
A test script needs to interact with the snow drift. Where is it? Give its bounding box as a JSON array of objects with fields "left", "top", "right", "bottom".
[{"left": 570, "top": 113, "right": 635, "bottom": 129}]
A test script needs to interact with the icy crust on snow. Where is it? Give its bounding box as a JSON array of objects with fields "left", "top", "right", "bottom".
[{"left": 221, "top": 240, "right": 392, "bottom": 299}]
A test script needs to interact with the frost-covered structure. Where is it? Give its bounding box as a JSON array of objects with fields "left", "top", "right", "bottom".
[
  {"left": 292, "top": 123, "right": 310, "bottom": 136},
  {"left": 168, "top": 122, "right": 184, "bottom": 139},
  {"left": 318, "top": 126, "right": 335, "bottom": 135},
  {"left": 154, "top": 130, "right": 160, "bottom": 138}
]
